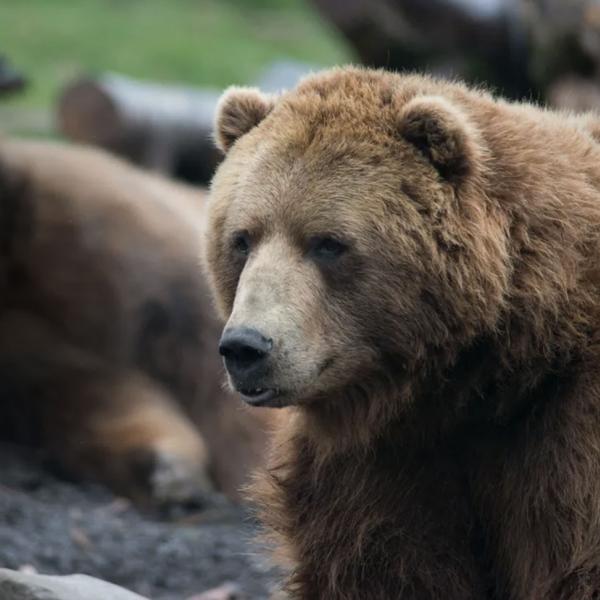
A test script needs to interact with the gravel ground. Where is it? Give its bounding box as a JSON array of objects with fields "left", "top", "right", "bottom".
[{"left": 0, "top": 443, "right": 278, "bottom": 599}]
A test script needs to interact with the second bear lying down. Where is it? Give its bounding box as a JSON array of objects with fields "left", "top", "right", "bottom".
[{"left": 0, "top": 139, "right": 272, "bottom": 505}]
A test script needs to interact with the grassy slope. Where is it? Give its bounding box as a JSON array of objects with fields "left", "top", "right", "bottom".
[{"left": 0, "top": 0, "right": 352, "bottom": 111}]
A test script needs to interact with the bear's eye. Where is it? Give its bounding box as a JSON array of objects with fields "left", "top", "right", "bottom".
[
  {"left": 232, "top": 231, "right": 251, "bottom": 257},
  {"left": 309, "top": 236, "right": 348, "bottom": 262}
]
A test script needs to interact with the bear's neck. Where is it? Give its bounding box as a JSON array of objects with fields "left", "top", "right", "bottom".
[
  {"left": 255, "top": 335, "right": 583, "bottom": 597},
  {"left": 298, "top": 331, "right": 580, "bottom": 456}
]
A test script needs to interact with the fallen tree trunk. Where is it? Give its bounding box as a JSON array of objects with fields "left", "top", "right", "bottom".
[
  {"left": 310, "top": 0, "right": 530, "bottom": 99},
  {"left": 311, "top": 0, "right": 600, "bottom": 104},
  {"left": 57, "top": 74, "right": 222, "bottom": 184}
]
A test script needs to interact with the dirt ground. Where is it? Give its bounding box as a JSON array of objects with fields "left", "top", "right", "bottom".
[{"left": 0, "top": 443, "right": 278, "bottom": 599}]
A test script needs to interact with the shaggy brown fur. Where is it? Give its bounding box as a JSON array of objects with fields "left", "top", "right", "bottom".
[
  {"left": 0, "top": 138, "right": 272, "bottom": 505},
  {"left": 205, "top": 67, "right": 600, "bottom": 598}
]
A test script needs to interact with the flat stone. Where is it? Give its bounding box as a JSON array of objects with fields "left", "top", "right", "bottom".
[{"left": 0, "top": 568, "right": 148, "bottom": 600}]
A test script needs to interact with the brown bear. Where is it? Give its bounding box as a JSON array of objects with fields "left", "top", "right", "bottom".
[
  {"left": 204, "top": 67, "right": 600, "bottom": 598},
  {"left": 0, "top": 138, "right": 272, "bottom": 506}
]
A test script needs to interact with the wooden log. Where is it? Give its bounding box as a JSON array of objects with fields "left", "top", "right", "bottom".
[
  {"left": 310, "top": 0, "right": 530, "bottom": 98},
  {"left": 313, "top": 0, "right": 600, "bottom": 105},
  {"left": 56, "top": 62, "right": 314, "bottom": 185},
  {"left": 57, "top": 73, "right": 222, "bottom": 184}
]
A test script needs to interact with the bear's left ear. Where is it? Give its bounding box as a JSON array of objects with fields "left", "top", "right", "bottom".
[
  {"left": 398, "top": 95, "right": 484, "bottom": 185},
  {"left": 214, "top": 86, "right": 275, "bottom": 153}
]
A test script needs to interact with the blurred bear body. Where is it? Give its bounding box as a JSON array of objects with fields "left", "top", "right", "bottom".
[
  {"left": 0, "top": 139, "right": 271, "bottom": 505},
  {"left": 205, "top": 67, "right": 600, "bottom": 598}
]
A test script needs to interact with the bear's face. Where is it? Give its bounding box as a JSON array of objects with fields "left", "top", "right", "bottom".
[{"left": 205, "top": 70, "right": 509, "bottom": 409}]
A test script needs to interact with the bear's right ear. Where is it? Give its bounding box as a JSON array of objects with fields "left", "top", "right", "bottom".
[
  {"left": 214, "top": 86, "right": 275, "bottom": 153},
  {"left": 398, "top": 95, "right": 484, "bottom": 186}
]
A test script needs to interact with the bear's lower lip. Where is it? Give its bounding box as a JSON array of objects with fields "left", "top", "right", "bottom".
[{"left": 238, "top": 388, "right": 280, "bottom": 407}]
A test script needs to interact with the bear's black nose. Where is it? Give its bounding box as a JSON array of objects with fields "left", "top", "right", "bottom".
[{"left": 219, "top": 327, "right": 272, "bottom": 378}]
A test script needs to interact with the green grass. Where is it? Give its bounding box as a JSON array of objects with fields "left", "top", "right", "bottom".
[{"left": 0, "top": 0, "right": 352, "bottom": 112}]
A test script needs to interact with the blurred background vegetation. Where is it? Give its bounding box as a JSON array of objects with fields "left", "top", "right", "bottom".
[
  {"left": 0, "top": 0, "right": 352, "bottom": 133},
  {"left": 3, "top": 0, "right": 600, "bottom": 172}
]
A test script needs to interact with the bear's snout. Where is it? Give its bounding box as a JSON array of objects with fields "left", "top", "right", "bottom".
[{"left": 219, "top": 326, "right": 277, "bottom": 405}]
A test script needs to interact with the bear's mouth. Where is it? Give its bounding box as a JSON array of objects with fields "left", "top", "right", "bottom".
[{"left": 238, "top": 387, "right": 279, "bottom": 407}]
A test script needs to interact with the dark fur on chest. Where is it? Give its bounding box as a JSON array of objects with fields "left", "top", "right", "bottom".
[{"left": 257, "top": 353, "right": 582, "bottom": 600}]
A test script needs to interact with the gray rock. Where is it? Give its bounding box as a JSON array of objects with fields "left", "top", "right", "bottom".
[{"left": 0, "top": 569, "right": 148, "bottom": 600}]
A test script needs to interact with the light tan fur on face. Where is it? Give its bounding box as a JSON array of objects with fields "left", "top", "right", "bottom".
[
  {"left": 207, "top": 68, "right": 506, "bottom": 414},
  {"left": 223, "top": 236, "right": 329, "bottom": 402}
]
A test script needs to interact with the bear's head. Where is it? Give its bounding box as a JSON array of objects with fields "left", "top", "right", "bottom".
[{"left": 205, "top": 69, "right": 511, "bottom": 432}]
